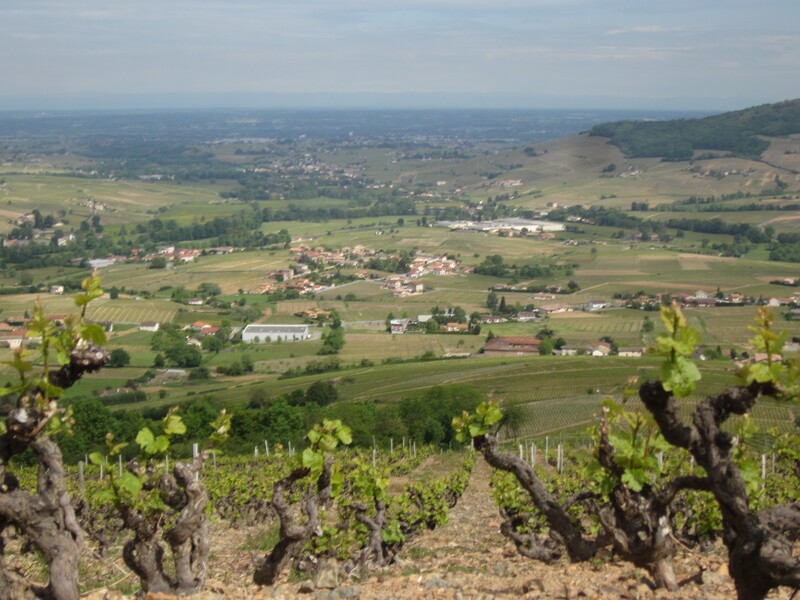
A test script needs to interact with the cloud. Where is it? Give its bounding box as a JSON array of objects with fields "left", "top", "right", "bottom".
[{"left": 605, "top": 25, "right": 683, "bottom": 36}]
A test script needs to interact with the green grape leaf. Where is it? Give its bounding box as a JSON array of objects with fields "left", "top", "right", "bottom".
[
  {"left": 116, "top": 471, "right": 143, "bottom": 502},
  {"left": 163, "top": 414, "right": 186, "bottom": 436},
  {"left": 94, "top": 487, "right": 116, "bottom": 503},
  {"left": 135, "top": 427, "right": 170, "bottom": 455},
  {"left": 476, "top": 400, "right": 503, "bottom": 426},
  {"left": 88, "top": 451, "right": 107, "bottom": 467},
  {"left": 78, "top": 323, "right": 107, "bottom": 346},
  {"left": 135, "top": 427, "right": 155, "bottom": 449},
  {"left": 660, "top": 355, "right": 701, "bottom": 397},
  {"left": 621, "top": 468, "right": 646, "bottom": 492},
  {"left": 468, "top": 421, "right": 486, "bottom": 437},
  {"left": 336, "top": 425, "right": 352, "bottom": 446},
  {"left": 302, "top": 447, "right": 324, "bottom": 472},
  {"left": 307, "top": 428, "right": 321, "bottom": 445}
]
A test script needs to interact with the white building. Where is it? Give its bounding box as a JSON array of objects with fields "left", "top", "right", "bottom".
[{"left": 241, "top": 324, "right": 309, "bottom": 343}]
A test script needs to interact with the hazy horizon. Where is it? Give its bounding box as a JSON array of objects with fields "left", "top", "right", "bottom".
[
  {"left": 3, "top": 0, "right": 798, "bottom": 114},
  {"left": 0, "top": 91, "right": 765, "bottom": 114}
]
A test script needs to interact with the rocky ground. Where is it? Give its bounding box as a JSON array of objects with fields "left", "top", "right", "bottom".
[{"left": 84, "top": 459, "right": 795, "bottom": 600}]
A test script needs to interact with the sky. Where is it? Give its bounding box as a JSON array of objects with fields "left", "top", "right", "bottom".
[{"left": 2, "top": 0, "right": 799, "bottom": 111}]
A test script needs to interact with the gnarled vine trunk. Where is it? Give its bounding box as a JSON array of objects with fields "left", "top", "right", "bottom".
[
  {"left": 253, "top": 456, "right": 332, "bottom": 586},
  {"left": 0, "top": 343, "right": 108, "bottom": 600},
  {"left": 640, "top": 379, "right": 800, "bottom": 600},
  {"left": 474, "top": 433, "right": 596, "bottom": 562},
  {"left": 119, "top": 453, "right": 211, "bottom": 595},
  {"left": 594, "top": 406, "right": 710, "bottom": 591}
]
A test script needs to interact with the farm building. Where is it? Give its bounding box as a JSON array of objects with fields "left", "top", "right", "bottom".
[
  {"left": 242, "top": 324, "right": 309, "bottom": 343},
  {"left": 618, "top": 347, "right": 644, "bottom": 358}
]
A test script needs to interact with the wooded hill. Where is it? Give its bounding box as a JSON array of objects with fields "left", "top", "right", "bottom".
[{"left": 590, "top": 98, "right": 800, "bottom": 160}]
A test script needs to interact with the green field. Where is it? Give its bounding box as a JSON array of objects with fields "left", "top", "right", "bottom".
[{"left": 2, "top": 119, "right": 800, "bottom": 451}]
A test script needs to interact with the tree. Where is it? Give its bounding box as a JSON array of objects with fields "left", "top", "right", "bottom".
[
  {"left": 487, "top": 291, "right": 498, "bottom": 311},
  {"left": 197, "top": 282, "right": 222, "bottom": 297},
  {"left": 201, "top": 335, "right": 224, "bottom": 353},
  {"left": 538, "top": 338, "right": 555, "bottom": 355},
  {"left": 108, "top": 348, "right": 131, "bottom": 368},
  {"left": 149, "top": 256, "right": 167, "bottom": 269},
  {"left": 453, "top": 306, "right": 467, "bottom": 323},
  {"left": 305, "top": 380, "right": 338, "bottom": 407},
  {"left": 169, "top": 344, "right": 203, "bottom": 368},
  {"left": 319, "top": 326, "right": 345, "bottom": 355},
  {"left": 188, "top": 366, "right": 210, "bottom": 380}
]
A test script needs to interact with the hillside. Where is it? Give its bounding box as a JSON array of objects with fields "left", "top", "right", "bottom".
[{"left": 588, "top": 98, "right": 800, "bottom": 161}]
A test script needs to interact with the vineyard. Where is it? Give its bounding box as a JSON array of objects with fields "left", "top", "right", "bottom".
[
  {"left": 7, "top": 434, "right": 476, "bottom": 598},
  {"left": 88, "top": 299, "right": 178, "bottom": 326}
]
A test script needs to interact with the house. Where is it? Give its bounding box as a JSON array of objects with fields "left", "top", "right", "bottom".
[
  {"left": 86, "top": 320, "right": 114, "bottom": 333},
  {"left": 753, "top": 353, "right": 783, "bottom": 363},
  {"left": 591, "top": 342, "right": 612, "bottom": 357},
  {"left": 87, "top": 258, "right": 114, "bottom": 269},
  {"left": 783, "top": 342, "right": 800, "bottom": 353},
  {"left": 0, "top": 330, "right": 29, "bottom": 349},
  {"left": 516, "top": 311, "right": 541, "bottom": 322},
  {"left": 618, "top": 347, "right": 644, "bottom": 358},
  {"left": 541, "top": 304, "right": 574, "bottom": 314},
  {"left": 139, "top": 322, "right": 160, "bottom": 332},
  {"left": 444, "top": 322, "right": 468, "bottom": 333},
  {"left": 241, "top": 324, "right": 309, "bottom": 343},
  {"left": 187, "top": 298, "right": 204, "bottom": 306},
  {"left": 480, "top": 314, "right": 505, "bottom": 324},
  {"left": 694, "top": 298, "right": 718, "bottom": 307},
  {"left": 586, "top": 300, "right": 608, "bottom": 312},
  {"left": 483, "top": 336, "right": 541, "bottom": 356},
  {"left": 49, "top": 285, "right": 64, "bottom": 295},
  {"left": 554, "top": 346, "right": 581, "bottom": 356}
]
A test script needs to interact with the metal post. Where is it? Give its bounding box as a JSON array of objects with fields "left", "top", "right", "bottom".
[
  {"left": 545, "top": 437, "right": 549, "bottom": 470},
  {"left": 78, "top": 461, "right": 86, "bottom": 503}
]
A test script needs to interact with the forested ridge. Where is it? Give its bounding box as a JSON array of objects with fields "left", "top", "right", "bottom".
[{"left": 590, "top": 98, "right": 800, "bottom": 160}]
